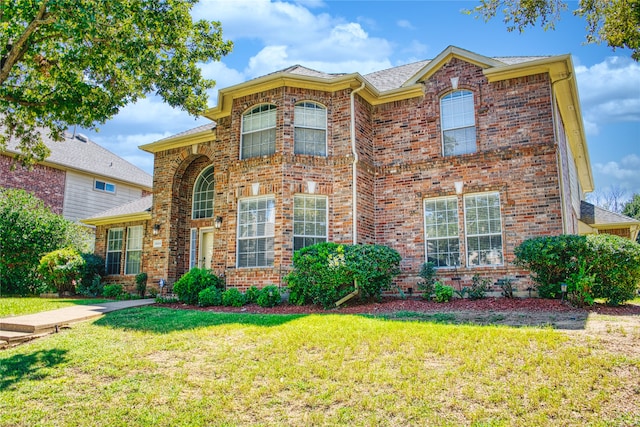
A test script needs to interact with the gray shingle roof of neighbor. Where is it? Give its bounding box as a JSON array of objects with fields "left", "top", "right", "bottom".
[
  {"left": 85, "top": 194, "right": 153, "bottom": 219},
  {"left": 3, "top": 128, "right": 153, "bottom": 189},
  {"left": 593, "top": 205, "right": 640, "bottom": 225}
]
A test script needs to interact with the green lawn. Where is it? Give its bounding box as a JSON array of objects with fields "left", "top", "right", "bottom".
[
  {"left": 1, "top": 306, "right": 638, "bottom": 426},
  {"left": 0, "top": 297, "right": 108, "bottom": 317}
]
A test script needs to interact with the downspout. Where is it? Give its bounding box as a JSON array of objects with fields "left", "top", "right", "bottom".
[
  {"left": 551, "top": 72, "right": 573, "bottom": 234},
  {"left": 336, "top": 81, "right": 366, "bottom": 307}
]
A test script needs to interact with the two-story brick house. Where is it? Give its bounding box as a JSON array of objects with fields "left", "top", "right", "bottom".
[{"left": 84, "top": 46, "right": 637, "bottom": 293}]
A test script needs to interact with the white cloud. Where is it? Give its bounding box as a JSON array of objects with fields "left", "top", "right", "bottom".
[
  {"left": 593, "top": 154, "right": 640, "bottom": 194},
  {"left": 397, "top": 19, "right": 414, "bottom": 30},
  {"left": 575, "top": 56, "right": 640, "bottom": 134}
]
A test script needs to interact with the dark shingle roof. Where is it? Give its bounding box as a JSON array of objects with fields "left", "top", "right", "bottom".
[{"left": 85, "top": 195, "right": 153, "bottom": 220}]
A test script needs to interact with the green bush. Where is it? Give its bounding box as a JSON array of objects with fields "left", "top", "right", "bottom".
[
  {"left": 256, "top": 285, "right": 281, "bottom": 308},
  {"left": 244, "top": 286, "right": 260, "bottom": 304},
  {"left": 198, "top": 286, "right": 222, "bottom": 307},
  {"left": 173, "top": 268, "right": 224, "bottom": 305},
  {"left": 465, "top": 274, "right": 491, "bottom": 300},
  {"left": 0, "top": 188, "right": 91, "bottom": 295},
  {"left": 76, "top": 253, "right": 105, "bottom": 297},
  {"left": 434, "top": 282, "right": 453, "bottom": 303},
  {"left": 103, "top": 284, "right": 125, "bottom": 298},
  {"left": 222, "top": 287, "right": 245, "bottom": 307},
  {"left": 285, "top": 242, "right": 402, "bottom": 309},
  {"left": 417, "top": 262, "right": 437, "bottom": 300},
  {"left": 37, "top": 247, "right": 85, "bottom": 295},
  {"left": 135, "top": 272, "right": 148, "bottom": 297},
  {"left": 587, "top": 234, "right": 640, "bottom": 306},
  {"left": 515, "top": 234, "right": 640, "bottom": 305},
  {"left": 566, "top": 261, "right": 595, "bottom": 308}
]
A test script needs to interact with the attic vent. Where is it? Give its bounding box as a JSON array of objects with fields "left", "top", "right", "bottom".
[{"left": 76, "top": 133, "right": 88, "bottom": 142}]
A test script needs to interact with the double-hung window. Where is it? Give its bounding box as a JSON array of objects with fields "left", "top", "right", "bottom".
[
  {"left": 423, "top": 197, "right": 460, "bottom": 267},
  {"left": 293, "top": 195, "right": 327, "bottom": 251},
  {"left": 241, "top": 104, "right": 276, "bottom": 159},
  {"left": 192, "top": 165, "right": 215, "bottom": 219},
  {"left": 125, "top": 225, "right": 143, "bottom": 275},
  {"left": 106, "top": 228, "right": 123, "bottom": 275},
  {"left": 441, "top": 90, "right": 476, "bottom": 156},
  {"left": 464, "top": 193, "right": 503, "bottom": 266},
  {"left": 237, "top": 196, "right": 275, "bottom": 268},
  {"left": 294, "top": 101, "right": 327, "bottom": 156}
]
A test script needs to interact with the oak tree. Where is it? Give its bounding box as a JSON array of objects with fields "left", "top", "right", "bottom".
[
  {"left": 470, "top": 0, "right": 640, "bottom": 60},
  {"left": 0, "top": 0, "right": 232, "bottom": 165}
]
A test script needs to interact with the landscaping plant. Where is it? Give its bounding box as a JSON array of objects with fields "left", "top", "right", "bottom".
[
  {"left": 173, "top": 268, "right": 224, "bottom": 305},
  {"left": 103, "top": 284, "right": 125, "bottom": 299},
  {"left": 244, "top": 286, "right": 260, "bottom": 304},
  {"left": 417, "top": 261, "right": 437, "bottom": 300},
  {"left": 434, "top": 282, "right": 453, "bottom": 303},
  {"left": 76, "top": 253, "right": 105, "bottom": 297},
  {"left": 37, "top": 247, "right": 85, "bottom": 295},
  {"left": 256, "top": 285, "right": 282, "bottom": 308},
  {"left": 135, "top": 272, "right": 148, "bottom": 298},
  {"left": 198, "top": 286, "right": 222, "bottom": 307},
  {"left": 222, "top": 288, "right": 246, "bottom": 307}
]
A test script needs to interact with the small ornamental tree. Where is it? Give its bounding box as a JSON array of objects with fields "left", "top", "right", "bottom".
[{"left": 38, "top": 247, "right": 85, "bottom": 295}]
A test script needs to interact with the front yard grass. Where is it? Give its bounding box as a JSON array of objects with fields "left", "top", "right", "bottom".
[
  {"left": 0, "top": 297, "right": 108, "bottom": 317},
  {"left": 1, "top": 306, "right": 638, "bottom": 426}
]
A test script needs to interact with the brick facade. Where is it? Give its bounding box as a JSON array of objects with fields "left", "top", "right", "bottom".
[
  {"left": 0, "top": 154, "right": 66, "bottom": 214},
  {"left": 95, "top": 50, "right": 592, "bottom": 296}
]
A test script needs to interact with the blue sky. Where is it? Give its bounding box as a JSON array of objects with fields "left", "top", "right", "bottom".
[{"left": 80, "top": 0, "right": 640, "bottom": 197}]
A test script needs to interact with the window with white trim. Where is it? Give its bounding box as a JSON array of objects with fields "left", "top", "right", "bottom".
[
  {"left": 237, "top": 196, "right": 275, "bottom": 268},
  {"left": 125, "top": 225, "right": 143, "bottom": 275},
  {"left": 192, "top": 165, "right": 215, "bottom": 219},
  {"left": 189, "top": 228, "right": 198, "bottom": 269},
  {"left": 294, "top": 101, "right": 327, "bottom": 156},
  {"left": 95, "top": 180, "right": 116, "bottom": 193},
  {"left": 241, "top": 104, "right": 276, "bottom": 159},
  {"left": 441, "top": 90, "right": 476, "bottom": 156},
  {"left": 423, "top": 197, "right": 460, "bottom": 267},
  {"left": 464, "top": 193, "right": 503, "bottom": 266},
  {"left": 293, "top": 195, "right": 327, "bottom": 251},
  {"left": 105, "top": 228, "right": 123, "bottom": 275}
]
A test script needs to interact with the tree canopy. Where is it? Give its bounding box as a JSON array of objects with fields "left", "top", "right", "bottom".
[
  {"left": 0, "top": 0, "right": 232, "bottom": 166},
  {"left": 470, "top": 0, "right": 640, "bottom": 61}
]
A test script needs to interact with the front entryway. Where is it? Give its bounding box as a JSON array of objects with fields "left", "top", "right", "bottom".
[{"left": 200, "top": 229, "right": 214, "bottom": 269}]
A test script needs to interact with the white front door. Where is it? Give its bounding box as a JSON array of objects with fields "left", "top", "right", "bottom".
[{"left": 200, "top": 229, "right": 214, "bottom": 269}]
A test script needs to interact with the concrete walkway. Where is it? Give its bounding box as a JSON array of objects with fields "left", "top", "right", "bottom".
[{"left": 0, "top": 299, "right": 156, "bottom": 348}]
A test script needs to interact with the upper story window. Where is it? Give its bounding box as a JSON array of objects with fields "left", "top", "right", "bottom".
[
  {"left": 241, "top": 104, "right": 276, "bottom": 159},
  {"left": 294, "top": 101, "right": 327, "bottom": 156},
  {"left": 95, "top": 180, "right": 116, "bottom": 194},
  {"left": 192, "top": 165, "right": 215, "bottom": 219},
  {"left": 441, "top": 90, "right": 476, "bottom": 156}
]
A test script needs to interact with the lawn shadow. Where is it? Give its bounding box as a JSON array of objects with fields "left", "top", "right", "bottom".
[
  {"left": 0, "top": 348, "right": 67, "bottom": 390},
  {"left": 93, "top": 306, "right": 307, "bottom": 333}
]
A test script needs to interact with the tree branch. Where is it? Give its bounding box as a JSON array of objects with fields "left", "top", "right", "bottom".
[{"left": 0, "top": 0, "right": 57, "bottom": 86}]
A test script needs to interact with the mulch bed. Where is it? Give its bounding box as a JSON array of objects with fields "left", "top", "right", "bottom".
[{"left": 157, "top": 297, "right": 640, "bottom": 316}]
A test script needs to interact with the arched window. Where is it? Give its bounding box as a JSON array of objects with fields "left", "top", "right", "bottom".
[
  {"left": 241, "top": 104, "right": 276, "bottom": 159},
  {"left": 192, "top": 165, "right": 215, "bottom": 219},
  {"left": 441, "top": 90, "right": 476, "bottom": 156},
  {"left": 294, "top": 101, "right": 327, "bottom": 156}
]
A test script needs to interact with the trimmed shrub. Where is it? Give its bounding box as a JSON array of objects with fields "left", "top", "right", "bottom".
[
  {"left": 198, "top": 286, "right": 222, "bottom": 307},
  {"left": 285, "top": 242, "right": 401, "bottom": 309},
  {"left": 37, "top": 247, "right": 85, "bottom": 295},
  {"left": 103, "top": 284, "right": 125, "bottom": 298},
  {"left": 222, "top": 288, "right": 245, "bottom": 307},
  {"left": 515, "top": 234, "right": 640, "bottom": 305},
  {"left": 244, "top": 286, "right": 260, "bottom": 304},
  {"left": 173, "top": 268, "right": 224, "bottom": 305},
  {"left": 417, "top": 262, "right": 437, "bottom": 300},
  {"left": 434, "top": 282, "right": 453, "bottom": 303},
  {"left": 135, "top": 272, "right": 148, "bottom": 297},
  {"left": 256, "top": 285, "right": 281, "bottom": 308},
  {"left": 76, "top": 253, "right": 105, "bottom": 296},
  {"left": 587, "top": 234, "right": 640, "bottom": 306}
]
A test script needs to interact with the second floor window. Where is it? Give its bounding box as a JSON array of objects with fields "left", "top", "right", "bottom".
[
  {"left": 441, "top": 90, "right": 476, "bottom": 156},
  {"left": 241, "top": 104, "right": 276, "bottom": 159},
  {"left": 294, "top": 101, "right": 327, "bottom": 156}
]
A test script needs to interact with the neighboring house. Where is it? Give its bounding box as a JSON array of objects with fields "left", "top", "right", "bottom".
[
  {"left": 1, "top": 130, "right": 153, "bottom": 222},
  {"left": 83, "top": 46, "right": 640, "bottom": 292}
]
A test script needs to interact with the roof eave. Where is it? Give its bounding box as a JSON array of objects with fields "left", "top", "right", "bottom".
[
  {"left": 81, "top": 211, "right": 152, "bottom": 227},
  {"left": 139, "top": 128, "right": 217, "bottom": 154}
]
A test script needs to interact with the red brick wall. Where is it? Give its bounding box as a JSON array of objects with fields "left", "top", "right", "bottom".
[{"left": 0, "top": 154, "right": 66, "bottom": 214}]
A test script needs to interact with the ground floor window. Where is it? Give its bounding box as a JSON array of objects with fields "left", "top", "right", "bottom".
[
  {"left": 125, "top": 225, "right": 143, "bottom": 275},
  {"left": 237, "top": 196, "right": 275, "bottom": 268},
  {"left": 293, "top": 195, "right": 328, "bottom": 251},
  {"left": 106, "top": 228, "right": 123, "bottom": 275},
  {"left": 189, "top": 228, "right": 198, "bottom": 269},
  {"left": 424, "top": 192, "right": 503, "bottom": 268}
]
